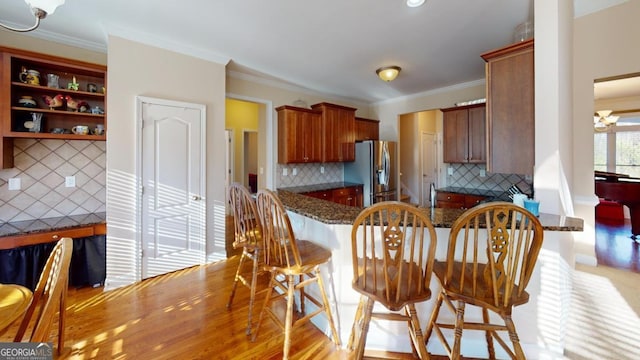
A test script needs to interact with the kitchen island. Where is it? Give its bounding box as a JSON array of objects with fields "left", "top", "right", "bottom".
[{"left": 276, "top": 190, "right": 582, "bottom": 359}]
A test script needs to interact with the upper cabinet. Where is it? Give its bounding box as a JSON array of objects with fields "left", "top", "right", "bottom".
[
  {"left": 276, "top": 105, "right": 322, "bottom": 164},
  {"left": 481, "top": 39, "right": 534, "bottom": 175},
  {"left": 442, "top": 103, "right": 486, "bottom": 163},
  {"left": 355, "top": 117, "right": 379, "bottom": 141},
  {"left": 310, "top": 102, "right": 356, "bottom": 162},
  {"left": 0, "top": 47, "right": 107, "bottom": 168}
]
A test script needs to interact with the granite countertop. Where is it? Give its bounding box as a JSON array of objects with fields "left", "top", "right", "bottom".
[
  {"left": 0, "top": 212, "right": 106, "bottom": 238},
  {"left": 436, "top": 186, "right": 517, "bottom": 202},
  {"left": 277, "top": 190, "right": 583, "bottom": 231},
  {"left": 279, "top": 182, "right": 363, "bottom": 194}
]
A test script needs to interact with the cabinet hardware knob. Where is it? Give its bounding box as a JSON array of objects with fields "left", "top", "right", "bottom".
[
  {"left": 192, "top": 195, "right": 201, "bottom": 201},
  {"left": 52, "top": 235, "right": 59, "bottom": 239}
]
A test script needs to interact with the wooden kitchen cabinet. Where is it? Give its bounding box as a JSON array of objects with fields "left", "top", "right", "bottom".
[
  {"left": 482, "top": 39, "right": 534, "bottom": 175},
  {"left": 0, "top": 46, "right": 107, "bottom": 169},
  {"left": 442, "top": 103, "right": 485, "bottom": 163},
  {"left": 311, "top": 102, "right": 356, "bottom": 162},
  {"left": 332, "top": 186, "right": 363, "bottom": 207},
  {"left": 302, "top": 185, "right": 363, "bottom": 207},
  {"left": 355, "top": 117, "right": 379, "bottom": 141},
  {"left": 436, "top": 191, "right": 486, "bottom": 209},
  {"left": 276, "top": 105, "right": 322, "bottom": 164}
]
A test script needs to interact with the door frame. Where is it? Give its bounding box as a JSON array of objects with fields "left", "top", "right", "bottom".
[
  {"left": 136, "top": 96, "right": 207, "bottom": 277},
  {"left": 421, "top": 131, "right": 438, "bottom": 207}
]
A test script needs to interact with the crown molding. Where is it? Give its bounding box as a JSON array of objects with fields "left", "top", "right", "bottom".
[
  {"left": 0, "top": 19, "right": 107, "bottom": 53},
  {"left": 373, "top": 78, "right": 486, "bottom": 106}
]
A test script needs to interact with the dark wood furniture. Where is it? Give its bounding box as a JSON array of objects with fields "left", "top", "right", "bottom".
[
  {"left": 276, "top": 105, "right": 322, "bottom": 164},
  {"left": 442, "top": 103, "right": 486, "bottom": 163},
  {"left": 0, "top": 46, "right": 107, "bottom": 169},
  {"left": 311, "top": 102, "right": 357, "bottom": 162},
  {"left": 595, "top": 171, "right": 640, "bottom": 238},
  {"left": 301, "top": 184, "right": 363, "bottom": 207},
  {"left": 482, "top": 39, "right": 534, "bottom": 175},
  {"left": 355, "top": 117, "right": 379, "bottom": 141},
  {"left": 436, "top": 191, "right": 486, "bottom": 209}
]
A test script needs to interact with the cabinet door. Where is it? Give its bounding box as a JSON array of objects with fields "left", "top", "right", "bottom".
[
  {"left": 333, "top": 186, "right": 363, "bottom": 207},
  {"left": 355, "top": 118, "right": 379, "bottom": 141},
  {"left": 468, "top": 106, "right": 486, "bottom": 163},
  {"left": 436, "top": 192, "right": 465, "bottom": 209},
  {"left": 311, "top": 103, "right": 356, "bottom": 163},
  {"left": 303, "top": 190, "right": 332, "bottom": 201},
  {"left": 483, "top": 40, "right": 534, "bottom": 175},
  {"left": 277, "top": 107, "right": 321, "bottom": 164},
  {"left": 464, "top": 194, "right": 486, "bottom": 208},
  {"left": 442, "top": 109, "right": 469, "bottom": 163}
]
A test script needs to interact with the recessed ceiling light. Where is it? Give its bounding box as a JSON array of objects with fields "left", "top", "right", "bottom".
[{"left": 406, "top": 0, "right": 425, "bottom": 8}]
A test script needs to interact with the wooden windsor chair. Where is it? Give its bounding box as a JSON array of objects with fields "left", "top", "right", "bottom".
[
  {"left": 348, "top": 201, "right": 438, "bottom": 359},
  {"left": 425, "top": 201, "right": 544, "bottom": 359},
  {"left": 14, "top": 237, "right": 73, "bottom": 355},
  {"left": 251, "top": 189, "right": 340, "bottom": 360},
  {"left": 226, "top": 182, "right": 264, "bottom": 335}
]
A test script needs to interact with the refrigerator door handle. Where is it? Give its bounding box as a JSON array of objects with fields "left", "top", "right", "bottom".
[{"left": 378, "top": 142, "right": 390, "bottom": 187}]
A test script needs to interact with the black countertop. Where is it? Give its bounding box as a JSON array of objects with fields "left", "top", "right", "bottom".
[{"left": 0, "top": 212, "right": 106, "bottom": 238}]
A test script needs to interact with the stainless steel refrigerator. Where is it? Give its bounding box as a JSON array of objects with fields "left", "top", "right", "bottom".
[{"left": 344, "top": 140, "right": 398, "bottom": 206}]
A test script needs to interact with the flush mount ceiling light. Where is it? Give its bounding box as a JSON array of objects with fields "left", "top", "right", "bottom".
[
  {"left": 594, "top": 110, "right": 619, "bottom": 132},
  {"left": 376, "top": 66, "right": 401, "bottom": 82},
  {"left": 406, "top": 0, "right": 426, "bottom": 7},
  {"left": 0, "top": 0, "right": 65, "bottom": 32}
]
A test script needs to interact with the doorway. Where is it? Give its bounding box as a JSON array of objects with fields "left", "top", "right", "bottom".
[{"left": 137, "top": 96, "right": 206, "bottom": 279}]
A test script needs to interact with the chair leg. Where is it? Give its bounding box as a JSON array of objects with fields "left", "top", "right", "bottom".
[
  {"left": 298, "top": 274, "right": 305, "bottom": 315},
  {"left": 504, "top": 315, "right": 525, "bottom": 360},
  {"left": 245, "top": 251, "right": 259, "bottom": 336},
  {"left": 483, "top": 307, "right": 496, "bottom": 359},
  {"left": 315, "top": 267, "right": 341, "bottom": 347},
  {"left": 58, "top": 281, "right": 67, "bottom": 355},
  {"left": 406, "top": 304, "right": 430, "bottom": 359},
  {"left": 283, "top": 275, "right": 296, "bottom": 360},
  {"left": 424, "top": 291, "right": 443, "bottom": 343},
  {"left": 251, "top": 271, "right": 276, "bottom": 343},
  {"left": 348, "top": 295, "right": 366, "bottom": 351},
  {"left": 354, "top": 297, "right": 375, "bottom": 360},
  {"left": 227, "top": 250, "right": 248, "bottom": 309},
  {"left": 452, "top": 300, "right": 466, "bottom": 359}
]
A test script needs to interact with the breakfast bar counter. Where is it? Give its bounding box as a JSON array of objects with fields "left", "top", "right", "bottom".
[{"left": 276, "top": 190, "right": 582, "bottom": 359}]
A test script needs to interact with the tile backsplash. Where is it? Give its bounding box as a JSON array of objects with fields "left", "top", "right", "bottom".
[
  {"left": 446, "top": 163, "right": 533, "bottom": 195},
  {"left": 0, "top": 139, "right": 106, "bottom": 223},
  {"left": 276, "top": 163, "right": 343, "bottom": 188}
]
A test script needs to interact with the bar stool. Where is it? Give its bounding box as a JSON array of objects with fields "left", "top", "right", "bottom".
[
  {"left": 226, "top": 182, "right": 264, "bottom": 335},
  {"left": 348, "top": 201, "right": 438, "bottom": 359},
  {"left": 252, "top": 189, "right": 341, "bottom": 360},
  {"left": 425, "top": 202, "right": 544, "bottom": 359}
]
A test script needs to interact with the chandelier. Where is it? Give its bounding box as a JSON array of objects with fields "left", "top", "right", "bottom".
[
  {"left": 594, "top": 110, "right": 619, "bottom": 132},
  {"left": 0, "top": 0, "right": 65, "bottom": 33}
]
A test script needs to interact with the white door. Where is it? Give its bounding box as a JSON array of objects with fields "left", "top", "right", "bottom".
[
  {"left": 421, "top": 132, "right": 437, "bottom": 207},
  {"left": 139, "top": 97, "right": 206, "bottom": 279}
]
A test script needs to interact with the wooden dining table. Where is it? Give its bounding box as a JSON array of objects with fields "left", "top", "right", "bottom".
[{"left": 0, "top": 284, "right": 32, "bottom": 334}]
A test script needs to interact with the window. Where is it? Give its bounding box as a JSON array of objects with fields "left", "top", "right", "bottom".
[{"left": 594, "top": 113, "right": 640, "bottom": 177}]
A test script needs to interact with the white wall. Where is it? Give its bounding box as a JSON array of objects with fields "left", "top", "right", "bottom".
[
  {"left": 573, "top": 1, "right": 640, "bottom": 264},
  {"left": 105, "top": 36, "right": 227, "bottom": 289}
]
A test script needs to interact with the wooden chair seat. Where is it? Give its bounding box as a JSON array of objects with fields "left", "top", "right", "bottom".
[
  {"left": 348, "top": 201, "right": 438, "bottom": 359},
  {"left": 226, "top": 183, "right": 265, "bottom": 336},
  {"left": 252, "top": 189, "right": 340, "bottom": 360},
  {"left": 432, "top": 260, "right": 530, "bottom": 312},
  {"left": 425, "top": 202, "right": 544, "bottom": 360}
]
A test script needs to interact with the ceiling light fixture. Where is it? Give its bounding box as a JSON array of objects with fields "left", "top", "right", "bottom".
[
  {"left": 0, "top": 0, "right": 65, "bottom": 33},
  {"left": 376, "top": 66, "right": 401, "bottom": 82},
  {"left": 594, "top": 110, "right": 619, "bottom": 132},
  {"left": 406, "top": 0, "right": 426, "bottom": 7}
]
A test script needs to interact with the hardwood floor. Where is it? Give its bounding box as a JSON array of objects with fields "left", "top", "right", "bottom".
[
  {"left": 595, "top": 218, "right": 640, "bottom": 273},
  {"left": 2, "top": 216, "right": 633, "bottom": 359}
]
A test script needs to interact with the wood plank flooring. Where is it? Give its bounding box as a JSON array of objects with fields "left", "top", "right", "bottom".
[{"left": 1, "top": 216, "right": 634, "bottom": 359}]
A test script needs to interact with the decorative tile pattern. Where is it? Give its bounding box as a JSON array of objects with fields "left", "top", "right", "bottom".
[
  {"left": 276, "top": 163, "right": 343, "bottom": 188},
  {"left": 446, "top": 163, "right": 533, "bottom": 195},
  {"left": 0, "top": 139, "right": 106, "bottom": 223}
]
